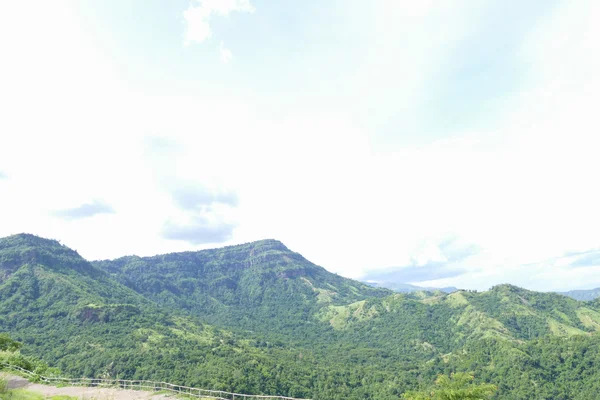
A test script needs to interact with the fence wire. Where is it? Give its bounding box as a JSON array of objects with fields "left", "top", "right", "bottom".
[{"left": 0, "top": 363, "right": 311, "bottom": 400}]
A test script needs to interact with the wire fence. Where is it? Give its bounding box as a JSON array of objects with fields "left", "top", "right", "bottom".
[{"left": 0, "top": 363, "right": 311, "bottom": 400}]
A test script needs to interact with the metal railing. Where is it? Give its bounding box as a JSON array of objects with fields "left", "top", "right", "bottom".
[{"left": 0, "top": 363, "right": 311, "bottom": 400}]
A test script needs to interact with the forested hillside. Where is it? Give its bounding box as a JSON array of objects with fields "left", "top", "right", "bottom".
[
  {"left": 3, "top": 234, "right": 600, "bottom": 399},
  {"left": 93, "top": 239, "right": 390, "bottom": 337}
]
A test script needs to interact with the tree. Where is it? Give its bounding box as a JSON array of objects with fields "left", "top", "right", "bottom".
[
  {"left": 402, "top": 373, "right": 497, "bottom": 400},
  {"left": 0, "top": 333, "right": 22, "bottom": 352}
]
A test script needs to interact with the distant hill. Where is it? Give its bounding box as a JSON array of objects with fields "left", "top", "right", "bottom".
[
  {"left": 363, "top": 280, "right": 458, "bottom": 294},
  {"left": 4, "top": 233, "right": 600, "bottom": 399},
  {"left": 361, "top": 266, "right": 461, "bottom": 294},
  {"left": 557, "top": 287, "right": 600, "bottom": 301}
]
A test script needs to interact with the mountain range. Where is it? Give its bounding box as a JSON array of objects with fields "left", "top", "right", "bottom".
[
  {"left": 558, "top": 287, "right": 600, "bottom": 301},
  {"left": 363, "top": 274, "right": 600, "bottom": 301},
  {"left": 2, "top": 233, "right": 600, "bottom": 399},
  {"left": 363, "top": 279, "right": 600, "bottom": 301},
  {"left": 363, "top": 280, "right": 458, "bottom": 294}
]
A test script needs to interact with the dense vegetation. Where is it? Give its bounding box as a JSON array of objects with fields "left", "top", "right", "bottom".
[
  {"left": 93, "top": 239, "right": 390, "bottom": 336},
  {"left": 402, "top": 373, "right": 497, "bottom": 400},
  {"left": 2, "top": 234, "right": 600, "bottom": 399}
]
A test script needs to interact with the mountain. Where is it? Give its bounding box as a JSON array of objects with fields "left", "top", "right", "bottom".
[
  {"left": 0, "top": 233, "right": 150, "bottom": 323},
  {"left": 93, "top": 239, "right": 390, "bottom": 337},
  {"left": 3, "top": 234, "right": 600, "bottom": 399},
  {"left": 315, "top": 283, "right": 600, "bottom": 355},
  {"left": 364, "top": 280, "right": 458, "bottom": 294},
  {"left": 0, "top": 234, "right": 327, "bottom": 397},
  {"left": 558, "top": 287, "right": 600, "bottom": 301},
  {"left": 361, "top": 266, "right": 460, "bottom": 294}
]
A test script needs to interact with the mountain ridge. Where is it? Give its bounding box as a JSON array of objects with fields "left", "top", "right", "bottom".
[
  {"left": 364, "top": 280, "right": 459, "bottom": 294},
  {"left": 92, "top": 238, "right": 292, "bottom": 263},
  {"left": 6, "top": 233, "right": 597, "bottom": 298},
  {"left": 557, "top": 287, "right": 600, "bottom": 301},
  {"left": 4, "top": 233, "right": 600, "bottom": 399},
  {"left": 92, "top": 236, "right": 391, "bottom": 336}
]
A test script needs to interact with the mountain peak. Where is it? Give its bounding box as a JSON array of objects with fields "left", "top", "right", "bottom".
[
  {"left": 0, "top": 233, "right": 64, "bottom": 249},
  {"left": 490, "top": 283, "right": 526, "bottom": 293},
  {"left": 246, "top": 238, "right": 289, "bottom": 251},
  {"left": 0, "top": 233, "right": 94, "bottom": 276},
  {"left": 197, "top": 238, "right": 293, "bottom": 260}
]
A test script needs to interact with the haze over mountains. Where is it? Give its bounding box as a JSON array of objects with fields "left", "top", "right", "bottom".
[
  {"left": 3, "top": 233, "right": 600, "bottom": 399},
  {"left": 363, "top": 281, "right": 458, "bottom": 294},
  {"left": 558, "top": 287, "right": 600, "bottom": 301},
  {"left": 363, "top": 277, "right": 600, "bottom": 301}
]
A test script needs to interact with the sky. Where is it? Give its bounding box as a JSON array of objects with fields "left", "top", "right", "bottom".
[{"left": 0, "top": 0, "right": 599, "bottom": 292}]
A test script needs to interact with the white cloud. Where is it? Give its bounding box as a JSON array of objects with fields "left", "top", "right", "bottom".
[
  {"left": 350, "top": 0, "right": 600, "bottom": 291},
  {"left": 337, "top": 0, "right": 489, "bottom": 134},
  {"left": 410, "top": 239, "right": 448, "bottom": 267},
  {"left": 183, "top": 0, "right": 255, "bottom": 46},
  {"left": 220, "top": 42, "right": 233, "bottom": 63},
  {"left": 0, "top": 0, "right": 599, "bottom": 293}
]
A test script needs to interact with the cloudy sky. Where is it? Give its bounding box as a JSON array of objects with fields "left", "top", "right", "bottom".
[{"left": 0, "top": 0, "right": 598, "bottom": 292}]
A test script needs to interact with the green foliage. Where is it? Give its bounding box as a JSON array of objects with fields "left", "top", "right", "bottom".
[
  {"left": 0, "top": 335, "right": 57, "bottom": 381},
  {"left": 402, "top": 373, "right": 497, "bottom": 400},
  {"left": 93, "top": 238, "right": 390, "bottom": 337},
  {"left": 0, "top": 334, "right": 21, "bottom": 352},
  {"left": 3, "top": 234, "right": 600, "bottom": 399}
]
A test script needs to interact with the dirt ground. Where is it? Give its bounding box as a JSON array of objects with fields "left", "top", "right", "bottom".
[{"left": 2, "top": 374, "right": 182, "bottom": 400}]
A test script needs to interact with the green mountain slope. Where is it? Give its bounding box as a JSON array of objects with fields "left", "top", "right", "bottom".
[
  {"left": 4, "top": 234, "right": 600, "bottom": 399},
  {"left": 0, "top": 234, "right": 151, "bottom": 326},
  {"left": 316, "top": 285, "right": 600, "bottom": 353},
  {"left": 93, "top": 239, "right": 390, "bottom": 336},
  {"left": 0, "top": 235, "right": 323, "bottom": 398}
]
